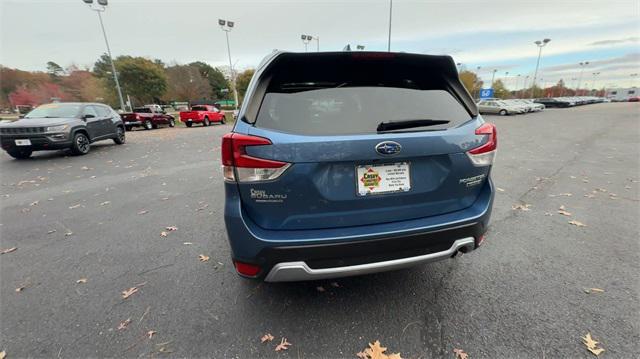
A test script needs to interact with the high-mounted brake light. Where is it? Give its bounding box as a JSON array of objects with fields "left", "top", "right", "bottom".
[
  {"left": 221, "top": 133, "right": 290, "bottom": 182},
  {"left": 467, "top": 123, "right": 497, "bottom": 166}
]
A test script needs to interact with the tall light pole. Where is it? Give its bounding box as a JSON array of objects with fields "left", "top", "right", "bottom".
[
  {"left": 387, "top": 0, "right": 393, "bottom": 51},
  {"left": 591, "top": 72, "right": 601, "bottom": 94},
  {"left": 474, "top": 66, "right": 482, "bottom": 98},
  {"left": 490, "top": 69, "right": 498, "bottom": 88},
  {"left": 515, "top": 74, "right": 521, "bottom": 98},
  {"left": 522, "top": 75, "right": 530, "bottom": 98},
  {"left": 301, "top": 34, "right": 319, "bottom": 52},
  {"left": 530, "top": 38, "right": 551, "bottom": 98},
  {"left": 576, "top": 61, "right": 589, "bottom": 96},
  {"left": 83, "top": 0, "right": 125, "bottom": 111},
  {"left": 504, "top": 71, "right": 509, "bottom": 92},
  {"left": 630, "top": 73, "right": 638, "bottom": 87},
  {"left": 219, "top": 19, "right": 239, "bottom": 111}
]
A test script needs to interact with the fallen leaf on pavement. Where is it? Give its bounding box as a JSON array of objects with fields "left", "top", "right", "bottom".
[
  {"left": 584, "top": 288, "right": 604, "bottom": 294},
  {"left": 1, "top": 247, "right": 17, "bottom": 255},
  {"left": 316, "top": 286, "right": 326, "bottom": 292},
  {"left": 30, "top": 201, "right": 39, "bottom": 206},
  {"left": 138, "top": 210, "right": 148, "bottom": 215},
  {"left": 198, "top": 254, "right": 210, "bottom": 262},
  {"left": 147, "top": 330, "right": 157, "bottom": 338},
  {"left": 183, "top": 242, "right": 193, "bottom": 245},
  {"left": 65, "top": 231, "right": 73, "bottom": 237},
  {"left": 582, "top": 333, "right": 605, "bottom": 356},
  {"left": 275, "top": 337, "right": 292, "bottom": 352},
  {"left": 117, "top": 318, "right": 131, "bottom": 330},
  {"left": 453, "top": 348, "right": 469, "bottom": 359},
  {"left": 496, "top": 187, "right": 505, "bottom": 192},
  {"left": 121, "top": 287, "right": 139, "bottom": 299},
  {"left": 69, "top": 204, "right": 81, "bottom": 209},
  {"left": 160, "top": 231, "right": 168, "bottom": 237},
  {"left": 569, "top": 220, "right": 587, "bottom": 227},
  {"left": 76, "top": 278, "right": 88, "bottom": 284},
  {"left": 261, "top": 333, "right": 275, "bottom": 343},
  {"left": 584, "top": 193, "right": 596, "bottom": 198},
  {"left": 165, "top": 226, "right": 178, "bottom": 231},
  {"left": 358, "top": 340, "right": 401, "bottom": 359},
  {"left": 47, "top": 229, "right": 57, "bottom": 234},
  {"left": 100, "top": 201, "right": 111, "bottom": 206},
  {"left": 512, "top": 204, "right": 531, "bottom": 211},
  {"left": 330, "top": 282, "right": 341, "bottom": 288},
  {"left": 557, "top": 206, "right": 572, "bottom": 216},
  {"left": 15, "top": 286, "right": 25, "bottom": 292},
  {"left": 0, "top": 350, "right": 5, "bottom": 359}
]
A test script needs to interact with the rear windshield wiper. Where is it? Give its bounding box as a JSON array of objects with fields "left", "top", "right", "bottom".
[{"left": 376, "top": 119, "right": 450, "bottom": 132}]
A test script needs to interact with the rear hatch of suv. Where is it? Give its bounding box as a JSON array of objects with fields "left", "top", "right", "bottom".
[{"left": 227, "top": 52, "right": 491, "bottom": 231}]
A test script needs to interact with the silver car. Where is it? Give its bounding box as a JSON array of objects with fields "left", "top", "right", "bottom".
[{"left": 477, "top": 100, "right": 525, "bottom": 115}]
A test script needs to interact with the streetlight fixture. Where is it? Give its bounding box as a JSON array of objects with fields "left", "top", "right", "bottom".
[
  {"left": 530, "top": 38, "right": 551, "bottom": 98},
  {"left": 474, "top": 66, "right": 481, "bottom": 98},
  {"left": 591, "top": 72, "right": 601, "bottom": 94},
  {"left": 83, "top": 0, "right": 125, "bottom": 111},
  {"left": 490, "top": 69, "right": 498, "bottom": 88},
  {"left": 356, "top": 45, "right": 366, "bottom": 51},
  {"left": 219, "top": 19, "right": 239, "bottom": 111},
  {"left": 301, "top": 34, "right": 320, "bottom": 52},
  {"left": 576, "top": 61, "right": 590, "bottom": 96}
]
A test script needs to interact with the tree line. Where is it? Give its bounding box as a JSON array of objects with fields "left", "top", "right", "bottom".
[{"left": 0, "top": 55, "right": 256, "bottom": 110}]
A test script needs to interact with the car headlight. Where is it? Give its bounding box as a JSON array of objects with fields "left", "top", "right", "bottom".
[{"left": 46, "top": 124, "right": 70, "bottom": 133}]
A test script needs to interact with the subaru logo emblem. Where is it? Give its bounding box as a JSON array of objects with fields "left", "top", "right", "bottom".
[{"left": 375, "top": 141, "right": 402, "bottom": 156}]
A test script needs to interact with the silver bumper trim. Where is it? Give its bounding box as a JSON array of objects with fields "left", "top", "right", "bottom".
[{"left": 264, "top": 237, "right": 475, "bottom": 282}]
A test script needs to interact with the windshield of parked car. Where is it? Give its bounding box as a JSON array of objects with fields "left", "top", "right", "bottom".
[
  {"left": 25, "top": 103, "right": 82, "bottom": 118},
  {"left": 191, "top": 106, "right": 208, "bottom": 111},
  {"left": 134, "top": 107, "right": 152, "bottom": 113},
  {"left": 256, "top": 87, "right": 470, "bottom": 135}
]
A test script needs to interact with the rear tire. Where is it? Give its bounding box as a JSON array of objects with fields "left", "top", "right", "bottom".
[
  {"left": 113, "top": 126, "right": 126, "bottom": 145},
  {"left": 220, "top": 116, "right": 226, "bottom": 125},
  {"left": 168, "top": 118, "right": 175, "bottom": 127},
  {"left": 144, "top": 120, "right": 153, "bottom": 130},
  {"left": 71, "top": 132, "right": 91, "bottom": 155},
  {"left": 499, "top": 109, "right": 508, "bottom": 116},
  {"left": 186, "top": 122, "right": 193, "bottom": 128},
  {"left": 203, "top": 117, "right": 210, "bottom": 127},
  {"left": 7, "top": 148, "right": 32, "bottom": 159}
]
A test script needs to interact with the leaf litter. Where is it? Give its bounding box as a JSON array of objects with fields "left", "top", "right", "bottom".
[
  {"left": 1, "top": 247, "right": 17, "bottom": 255},
  {"left": 569, "top": 220, "right": 587, "bottom": 227},
  {"left": 453, "top": 348, "right": 469, "bottom": 359},
  {"left": 357, "top": 340, "right": 401, "bottom": 359},
  {"left": 512, "top": 203, "right": 531, "bottom": 211},
  {"left": 582, "top": 333, "right": 605, "bottom": 356},
  {"left": 260, "top": 333, "right": 275, "bottom": 343},
  {"left": 275, "top": 337, "right": 292, "bottom": 352}
]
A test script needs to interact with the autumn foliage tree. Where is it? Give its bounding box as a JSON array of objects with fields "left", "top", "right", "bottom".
[{"left": 165, "top": 64, "right": 210, "bottom": 102}]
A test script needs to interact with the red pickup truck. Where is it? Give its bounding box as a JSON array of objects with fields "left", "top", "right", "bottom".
[
  {"left": 179, "top": 105, "right": 225, "bottom": 127},
  {"left": 121, "top": 107, "right": 175, "bottom": 131}
]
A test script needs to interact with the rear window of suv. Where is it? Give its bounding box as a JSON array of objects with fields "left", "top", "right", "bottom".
[
  {"left": 251, "top": 54, "right": 473, "bottom": 136},
  {"left": 256, "top": 87, "right": 470, "bottom": 135}
]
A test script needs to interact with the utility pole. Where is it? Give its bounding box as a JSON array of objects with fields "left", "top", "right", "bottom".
[
  {"left": 490, "top": 69, "right": 498, "bottom": 88},
  {"left": 387, "top": 0, "right": 393, "bottom": 51},
  {"left": 577, "top": 61, "right": 589, "bottom": 96},
  {"left": 219, "top": 19, "right": 239, "bottom": 111},
  {"left": 83, "top": 0, "right": 125, "bottom": 111},
  {"left": 530, "top": 38, "right": 551, "bottom": 98}
]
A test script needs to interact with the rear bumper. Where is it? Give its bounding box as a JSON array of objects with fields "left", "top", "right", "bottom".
[
  {"left": 180, "top": 118, "right": 202, "bottom": 123},
  {"left": 265, "top": 237, "right": 475, "bottom": 281},
  {"left": 124, "top": 121, "right": 143, "bottom": 126},
  {"left": 223, "top": 178, "right": 494, "bottom": 281}
]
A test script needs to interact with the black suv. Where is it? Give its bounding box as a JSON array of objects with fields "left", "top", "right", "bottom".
[{"left": 0, "top": 102, "right": 125, "bottom": 159}]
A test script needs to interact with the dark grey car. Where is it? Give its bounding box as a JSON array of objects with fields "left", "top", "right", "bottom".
[{"left": 0, "top": 102, "right": 125, "bottom": 159}]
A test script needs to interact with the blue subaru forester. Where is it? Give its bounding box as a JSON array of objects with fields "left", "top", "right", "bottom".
[{"left": 222, "top": 51, "right": 496, "bottom": 281}]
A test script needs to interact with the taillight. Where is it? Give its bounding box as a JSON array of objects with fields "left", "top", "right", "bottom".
[
  {"left": 233, "top": 261, "right": 261, "bottom": 277},
  {"left": 221, "top": 133, "right": 290, "bottom": 182},
  {"left": 135, "top": 115, "right": 141, "bottom": 120},
  {"left": 467, "top": 123, "right": 497, "bottom": 166}
]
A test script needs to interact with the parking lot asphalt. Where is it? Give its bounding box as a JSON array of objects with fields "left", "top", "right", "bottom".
[{"left": 1, "top": 103, "right": 638, "bottom": 358}]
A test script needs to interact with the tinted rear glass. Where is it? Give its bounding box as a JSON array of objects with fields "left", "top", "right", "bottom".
[
  {"left": 191, "top": 106, "right": 207, "bottom": 111},
  {"left": 134, "top": 107, "right": 151, "bottom": 113},
  {"left": 255, "top": 87, "right": 470, "bottom": 136}
]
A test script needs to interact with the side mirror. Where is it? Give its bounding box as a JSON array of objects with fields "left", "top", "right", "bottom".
[
  {"left": 83, "top": 114, "right": 95, "bottom": 121},
  {"left": 19, "top": 114, "right": 25, "bottom": 119}
]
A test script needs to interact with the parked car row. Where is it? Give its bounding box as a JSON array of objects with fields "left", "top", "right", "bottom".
[
  {"left": 477, "top": 98, "right": 544, "bottom": 116},
  {"left": 533, "top": 96, "right": 608, "bottom": 108},
  {"left": 0, "top": 101, "right": 230, "bottom": 159}
]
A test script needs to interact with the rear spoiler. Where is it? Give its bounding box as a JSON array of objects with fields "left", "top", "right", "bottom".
[{"left": 242, "top": 51, "right": 478, "bottom": 123}]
